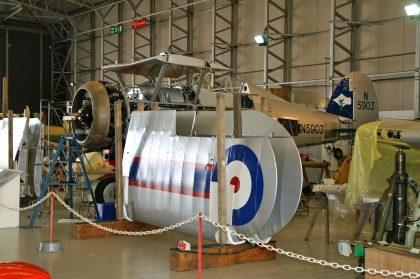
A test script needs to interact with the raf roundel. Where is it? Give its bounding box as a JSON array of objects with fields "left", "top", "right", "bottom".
[{"left": 211, "top": 144, "right": 264, "bottom": 226}]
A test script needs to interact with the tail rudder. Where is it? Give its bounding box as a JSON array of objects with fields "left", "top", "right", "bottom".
[{"left": 326, "top": 72, "right": 378, "bottom": 128}]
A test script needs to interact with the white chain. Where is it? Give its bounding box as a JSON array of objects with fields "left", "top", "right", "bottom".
[
  {"left": 0, "top": 194, "right": 50, "bottom": 211},
  {"left": 5, "top": 194, "right": 420, "bottom": 279},
  {"left": 200, "top": 214, "right": 420, "bottom": 279},
  {"left": 51, "top": 192, "right": 197, "bottom": 236}
]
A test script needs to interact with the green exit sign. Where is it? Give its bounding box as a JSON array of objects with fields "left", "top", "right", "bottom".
[{"left": 110, "top": 25, "right": 122, "bottom": 35}]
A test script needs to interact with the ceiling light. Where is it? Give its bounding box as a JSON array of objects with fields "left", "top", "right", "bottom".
[
  {"left": 405, "top": 3, "right": 420, "bottom": 16},
  {"left": 254, "top": 34, "right": 267, "bottom": 46}
]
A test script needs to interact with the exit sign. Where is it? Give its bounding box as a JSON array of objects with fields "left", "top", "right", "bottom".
[
  {"left": 110, "top": 25, "right": 122, "bottom": 35},
  {"left": 132, "top": 18, "right": 148, "bottom": 29}
]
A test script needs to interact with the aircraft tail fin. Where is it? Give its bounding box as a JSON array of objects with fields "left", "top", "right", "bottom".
[{"left": 326, "top": 72, "right": 378, "bottom": 128}]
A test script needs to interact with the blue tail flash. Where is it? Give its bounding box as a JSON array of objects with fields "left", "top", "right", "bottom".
[{"left": 326, "top": 78, "right": 353, "bottom": 119}]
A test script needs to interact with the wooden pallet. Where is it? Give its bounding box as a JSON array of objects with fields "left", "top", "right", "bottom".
[
  {"left": 365, "top": 244, "right": 420, "bottom": 279},
  {"left": 72, "top": 220, "right": 159, "bottom": 240},
  {"left": 170, "top": 241, "right": 277, "bottom": 271}
]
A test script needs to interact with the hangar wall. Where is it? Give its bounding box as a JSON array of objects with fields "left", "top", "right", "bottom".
[
  {"left": 0, "top": 29, "right": 51, "bottom": 113},
  {"left": 70, "top": 0, "right": 416, "bottom": 113}
]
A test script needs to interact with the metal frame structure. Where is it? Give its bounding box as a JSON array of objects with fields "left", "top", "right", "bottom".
[
  {"left": 2, "top": 0, "right": 420, "bottom": 116},
  {"left": 129, "top": 0, "right": 154, "bottom": 85},
  {"left": 48, "top": 21, "right": 74, "bottom": 102},
  {"left": 169, "top": 0, "right": 193, "bottom": 54},
  {"left": 211, "top": 0, "right": 238, "bottom": 84},
  {"left": 98, "top": 3, "right": 122, "bottom": 82},
  {"left": 73, "top": 13, "right": 96, "bottom": 89},
  {"left": 328, "top": 0, "right": 356, "bottom": 96},
  {"left": 263, "top": 0, "right": 291, "bottom": 88}
]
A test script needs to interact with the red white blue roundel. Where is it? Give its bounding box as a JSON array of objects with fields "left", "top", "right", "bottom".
[{"left": 211, "top": 144, "right": 264, "bottom": 226}]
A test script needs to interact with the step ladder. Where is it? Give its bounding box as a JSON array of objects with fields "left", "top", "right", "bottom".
[{"left": 28, "top": 135, "right": 99, "bottom": 228}]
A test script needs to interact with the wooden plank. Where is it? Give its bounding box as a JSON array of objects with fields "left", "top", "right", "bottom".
[
  {"left": 23, "top": 106, "right": 31, "bottom": 196},
  {"left": 72, "top": 220, "right": 159, "bottom": 240},
  {"left": 151, "top": 102, "right": 159, "bottom": 111},
  {"left": 137, "top": 101, "right": 145, "bottom": 111},
  {"left": 233, "top": 93, "right": 242, "bottom": 138},
  {"left": 8, "top": 110, "right": 13, "bottom": 169},
  {"left": 113, "top": 101, "right": 123, "bottom": 220},
  {"left": 170, "top": 241, "right": 277, "bottom": 271},
  {"left": 2, "top": 77, "right": 8, "bottom": 118},
  {"left": 269, "top": 87, "right": 289, "bottom": 101},
  {"left": 216, "top": 92, "right": 227, "bottom": 244},
  {"left": 261, "top": 96, "right": 268, "bottom": 114},
  {"left": 365, "top": 245, "right": 420, "bottom": 279}
]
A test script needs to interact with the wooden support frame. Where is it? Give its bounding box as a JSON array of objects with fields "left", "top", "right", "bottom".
[
  {"left": 151, "top": 102, "right": 159, "bottom": 111},
  {"left": 170, "top": 241, "right": 277, "bottom": 271},
  {"left": 23, "top": 106, "right": 31, "bottom": 196},
  {"left": 114, "top": 101, "right": 124, "bottom": 220},
  {"left": 8, "top": 110, "right": 13, "bottom": 169},
  {"left": 216, "top": 92, "right": 227, "bottom": 244},
  {"left": 2, "top": 77, "right": 8, "bottom": 118},
  {"left": 233, "top": 93, "right": 242, "bottom": 138},
  {"left": 137, "top": 101, "right": 145, "bottom": 111},
  {"left": 304, "top": 192, "right": 330, "bottom": 244}
]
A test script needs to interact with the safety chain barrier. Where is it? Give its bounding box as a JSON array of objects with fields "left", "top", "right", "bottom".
[
  {"left": 2, "top": 193, "right": 419, "bottom": 278},
  {"left": 51, "top": 193, "right": 197, "bottom": 236},
  {"left": 200, "top": 214, "right": 420, "bottom": 279},
  {"left": 0, "top": 194, "right": 50, "bottom": 211}
]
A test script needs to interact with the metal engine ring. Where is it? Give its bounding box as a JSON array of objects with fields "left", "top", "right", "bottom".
[{"left": 72, "top": 81, "right": 128, "bottom": 150}]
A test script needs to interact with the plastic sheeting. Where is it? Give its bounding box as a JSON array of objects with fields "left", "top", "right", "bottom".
[
  {"left": 346, "top": 121, "right": 420, "bottom": 206},
  {"left": 0, "top": 118, "right": 42, "bottom": 196}
]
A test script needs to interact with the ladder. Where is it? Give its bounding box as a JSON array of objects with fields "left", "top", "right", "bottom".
[{"left": 28, "top": 135, "right": 98, "bottom": 228}]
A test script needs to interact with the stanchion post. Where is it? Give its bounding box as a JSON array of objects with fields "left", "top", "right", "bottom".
[
  {"left": 114, "top": 101, "right": 124, "bottom": 220},
  {"left": 49, "top": 191, "right": 53, "bottom": 242},
  {"left": 216, "top": 92, "right": 228, "bottom": 244},
  {"left": 39, "top": 192, "right": 62, "bottom": 252},
  {"left": 198, "top": 212, "right": 203, "bottom": 279}
]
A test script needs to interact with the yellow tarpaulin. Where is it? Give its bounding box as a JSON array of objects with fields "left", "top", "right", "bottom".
[{"left": 346, "top": 120, "right": 420, "bottom": 205}]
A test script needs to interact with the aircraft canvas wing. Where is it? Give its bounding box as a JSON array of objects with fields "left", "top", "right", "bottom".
[
  {"left": 102, "top": 53, "right": 231, "bottom": 78},
  {"left": 378, "top": 119, "right": 420, "bottom": 149}
]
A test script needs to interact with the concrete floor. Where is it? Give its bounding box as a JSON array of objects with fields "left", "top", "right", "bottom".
[{"left": 0, "top": 204, "right": 368, "bottom": 279}]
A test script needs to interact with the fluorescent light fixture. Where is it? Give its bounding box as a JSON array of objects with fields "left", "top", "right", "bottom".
[
  {"left": 405, "top": 3, "right": 420, "bottom": 16},
  {"left": 254, "top": 35, "right": 265, "bottom": 44}
]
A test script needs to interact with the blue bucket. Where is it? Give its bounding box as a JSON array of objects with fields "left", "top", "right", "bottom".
[{"left": 96, "top": 202, "right": 116, "bottom": 221}]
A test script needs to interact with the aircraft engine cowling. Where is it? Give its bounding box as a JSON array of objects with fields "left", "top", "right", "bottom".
[{"left": 72, "top": 81, "right": 129, "bottom": 150}]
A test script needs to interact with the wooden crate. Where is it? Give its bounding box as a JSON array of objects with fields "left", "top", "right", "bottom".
[{"left": 365, "top": 244, "right": 420, "bottom": 279}]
